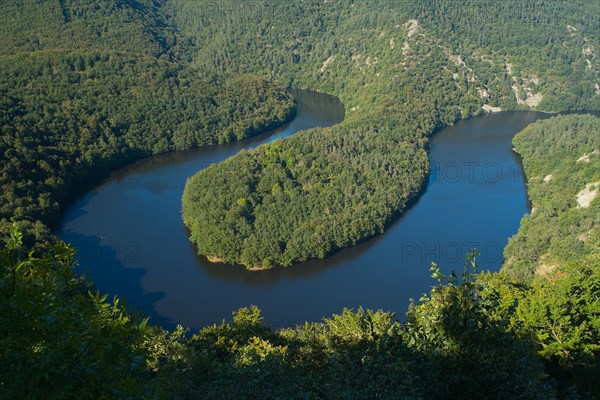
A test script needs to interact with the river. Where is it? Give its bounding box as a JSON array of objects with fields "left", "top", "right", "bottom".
[{"left": 57, "top": 89, "right": 555, "bottom": 329}]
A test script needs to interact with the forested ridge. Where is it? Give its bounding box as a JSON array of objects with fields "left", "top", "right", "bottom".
[
  {"left": 174, "top": 0, "right": 599, "bottom": 111},
  {"left": 1, "top": 0, "right": 599, "bottom": 398}
]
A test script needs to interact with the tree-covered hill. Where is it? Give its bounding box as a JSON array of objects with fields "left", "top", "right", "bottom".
[
  {"left": 174, "top": 0, "right": 599, "bottom": 111},
  {"left": 406, "top": 0, "right": 600, "bottom": 111},
  {"left": 182, "top": 65, "right": 467, "bottom": 267},
  {"left": 504, "top": 114, "right": 600, "bottom": 280},
  {"left": 0, "top": 0, "right": 180, "bottom": 59}
]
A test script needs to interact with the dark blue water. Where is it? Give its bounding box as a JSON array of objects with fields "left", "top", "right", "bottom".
[{"left": 57, "top": 91, "right": 552, "bottom": 329}]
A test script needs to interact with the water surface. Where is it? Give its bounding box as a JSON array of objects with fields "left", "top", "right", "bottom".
[{"left": 58, "top": 92, "right": 555, "bottom": 329}]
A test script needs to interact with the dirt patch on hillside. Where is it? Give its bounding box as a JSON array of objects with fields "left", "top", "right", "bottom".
[
  {"left": 320, "top": 55, "right": 335, "bottom": 72},
  {"left": 576, "top": 182, "right": 599, "bottom": 208},
  {"left": 405, "top": 19, "right": 419, "bottom": 37}
]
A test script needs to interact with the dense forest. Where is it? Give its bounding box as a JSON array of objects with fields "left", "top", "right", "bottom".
[
  {"left": 174, "top": 0, "right": 599, "bottom": 111},
  {"left": 183, "top": 65, "right": 469, "bottom": 267},
  {"left": 504, "top": 114, "right": 600, "bottom": 280},
  {"left": 1, "top": 0, "right": 599, "bottom": 398},
  {"left": 0, "top": 0, "right": 181, "bottom": 59}
]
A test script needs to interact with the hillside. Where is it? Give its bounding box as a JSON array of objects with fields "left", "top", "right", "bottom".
[
  {"left": 504, "top": 114, "right": 600, "bottom": 280},
  {"left": 0, "top": 0, "right": 178, "bottom": 59},
  {"left": 175, "top": 0, "right": 599, "bottom": 111}
]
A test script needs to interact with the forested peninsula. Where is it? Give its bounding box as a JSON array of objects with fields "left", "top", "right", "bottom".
[{"left": 1, "top": 1, "right": 599, "bottom": 398}]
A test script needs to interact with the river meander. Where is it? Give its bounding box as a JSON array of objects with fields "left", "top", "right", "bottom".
[{"left": 57, "top": 89, "right": 558, "bottom": 329}]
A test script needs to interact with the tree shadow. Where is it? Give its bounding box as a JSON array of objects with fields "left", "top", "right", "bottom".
[{"left": 60, "top": 229, "right": 176, "bottom": 330}]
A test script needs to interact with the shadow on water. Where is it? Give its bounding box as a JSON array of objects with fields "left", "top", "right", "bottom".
[
  {"left": 61, "top": 228, "right": 174, "bottom": 328},
  {"left": 112, "top": 122, "right": 292, "bottom": 179},
  {"left": 60, "top": 191, "right": 100, "bottom": 226},
  {"left": 60, "top": 183, "right": 174, "bottom": 327}
]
